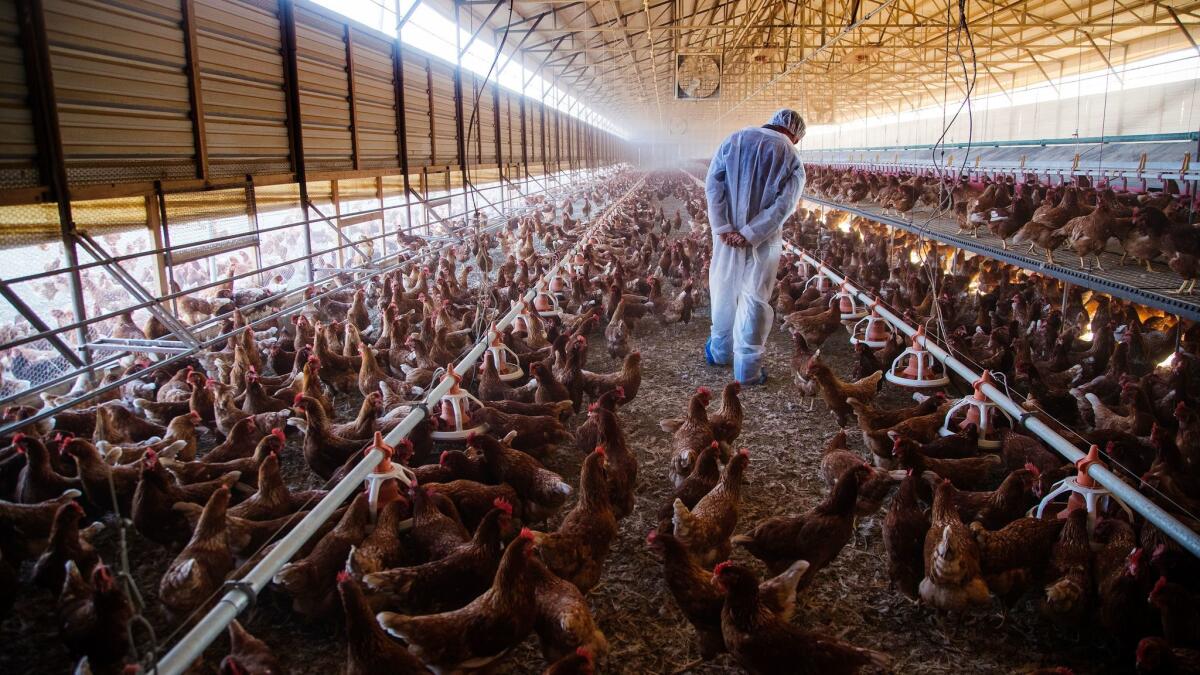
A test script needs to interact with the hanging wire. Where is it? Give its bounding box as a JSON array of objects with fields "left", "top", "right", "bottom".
[{"left": 463, "top": 0, "right": 517, "bottom": 213}]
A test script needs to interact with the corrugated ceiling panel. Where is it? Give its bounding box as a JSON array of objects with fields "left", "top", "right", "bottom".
[
  {"left": 350, "top": 28, "right": 398, "bottom": 170},
  {"left": 45, "top": 0, "right": 195, "bottom": 184},
  {"left": 429, "top": 59, "right": 457, "bottom": 166},
  {"left": 194, "top": 0, "right": 290, "bottom": 177},
  {"left": 295, "top": 5, "right": 351, "bottom": 169}
]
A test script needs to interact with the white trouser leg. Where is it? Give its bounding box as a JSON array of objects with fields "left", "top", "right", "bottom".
[
  {"left": 732, "top": 237, "right": 782, "bottom": 383},
  {"left": 707, "top": 233, "right": 744, "bottom": 365}
]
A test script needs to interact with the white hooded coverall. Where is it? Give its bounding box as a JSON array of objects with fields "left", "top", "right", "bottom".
[{"left": 705, "top": 126, "right": 806, "bottom": 383}]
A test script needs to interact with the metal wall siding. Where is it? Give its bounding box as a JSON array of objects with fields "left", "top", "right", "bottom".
[
  {"left": 194, "top": 0, "right": 289, "bottom": 175},
  {"left": 45, "top": 0, "right": 195, "bottom": 183},
  {"left": 294, "top": 5, "right": 350, "bottom": 166},
  {"left": 0, "top": 0, "right": 622, "bottom": 204},
  {"left": 401, "top": 53, "right": 432, "bottom": 167},
  {"left": 429, "top": 59, "right": 457, "bottom": 166},
  {"left": 349, "top": 30, "right": 398, "bottom": 168},
  {"left": 0, "top": 0, "right": 39, "bottom": 188}
]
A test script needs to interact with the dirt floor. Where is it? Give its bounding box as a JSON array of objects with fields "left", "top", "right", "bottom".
[{"left": 0, "top": 195, "right": 1131, "bottom": 674}]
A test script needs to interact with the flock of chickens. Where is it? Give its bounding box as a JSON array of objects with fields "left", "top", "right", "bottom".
[
  {"left": 2, "top": 162, "right": 1200, "bottom": 675},
  {"left": 772, "top": 191, "right": 1200, "bottom": 673},
  {"left": 806, "top": 167, "right": 1200, "bottom": 293}
]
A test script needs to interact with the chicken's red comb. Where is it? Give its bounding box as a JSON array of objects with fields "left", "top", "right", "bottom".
[
  {"left": 645, "top": 530, "right": 658, "bottom": 545},
  {"left": 293, "top": 392, "right": 305, "bottom": 406},
  {"left": 1023, "top": 462, "right": 1041, "bottom": 478},
  {"left": 1151, "top": 575, "right": 1168, "bottom": 598},
  {"left": 11, "top": 432, "right": 25, "bottom": 445},
  {"left": 466, "top": 431, "right": 479, "bottom": 443},
  {"left": 336, "top": 570, "right": 351, "bottom": 584},
  {"left": 270, "top": 427, "right": 286, "bottom": 442},
  {"left": 713, "top": 560, "right": 733, "bottom": 575},
  {"left": 738, "top": 448, "right": 750, "bottom": 458},
  {"left": 575, "top": 646, "right": 593, "bottom": 662},
  {"left": 189, "top": 410, "right": 201, "bottom": 422},
  {"left": 593, "top": 445, "right": 607, "bottom": 457},
  {"left": 439, "top": 450, "right": 452, "bottom": 466},
  {"left": 492, "top": 497, "right": 513, "bottom": 515},
  {"left": 587, "top": 402, "right": 599, "bottom": 412},
  {"left": 696, "top": 386, "right": 711, "bottom": 396},
  {"left": 615, "top": 385, "right": 626, "bottom": 399},
  {"left": 518, "top": 527, "right": 534, "bottom": 540}
]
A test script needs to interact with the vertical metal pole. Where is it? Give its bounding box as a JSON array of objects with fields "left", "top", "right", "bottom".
[
  {"left": 452, "top": 0, "right": 469, "bottom": 216},
  {"left": 181, "top": 0, "right": 209, "bottom": 181},
  {"left": 16, "top": 0, "right": 90, "bottom": 363},
  {"left": 391, "top": 17, "right": 414, "bottom": 242},
  {"left": 279, "top": 0, "right": 312, "bottom": 282},
  {"left": 345, "top": 23, "right": 361, "bottom": 171},
  {"left": 246, "top": 178, "right": 265, "bottom": 284}
]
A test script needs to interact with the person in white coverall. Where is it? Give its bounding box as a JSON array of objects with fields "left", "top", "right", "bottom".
[{"left": 704, "top": 109, "right": 806, "bottom": 385}]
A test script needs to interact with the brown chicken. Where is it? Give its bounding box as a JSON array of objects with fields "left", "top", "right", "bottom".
[
  {"left": 604, "top": 299, "right": 631, "bottom": 359},
  {"left": 1136, "top": 636, "right": 1200, "bottom": 674},
  {"left": 470, "top": 433, "right": 572, "bottom": 522},
  {"left": 377, "top": 531, "right": 540, "bottom": 672},
  {"left": 338, "top": 573, "right": 427, "bottom": 675},
  {"left": 1041, "top": 507, "right": 1091, "bottom": 625},
  {"left": 1094, "top": 519, "right": 1154, "bottom": 646},
  {"left": 527, "top": 550, "right": 610, "bottom": 663},
  {"left": 57, "top": 562, "right": 133, "bottom": 670},
  {"left": 649, "top": 530, "right": 808, "bottom": 659},
  {"left": 581, "top": 351, "right": 642, "bottom": 402},
  {"left": 159, "top": 486, "right": 234, "bottom": 619},
  {"left": 920, "top": 479, "right": 990, "bottom": 612},
  {"left": 733, "top": 464, "right": 868, "bottom": 585},
  {"left": 293, "top": 395, "right": 372, "bottom": 479},
  {"left": 32, "top": 501, "right": 100, "bottom": 593},
  {"left": 806, "top": 361, "right": 883, "bottom": 427},
  {"left": 219, "top": 620, "right": 283, "bottom": 675},
  {"left": 884, "top": 470, "right": 929, "bottom": 600},
  {"left": 529, "top": 447, "right": 618, "bottom": 593},
  {"left": 818, "top": 430, "right": 904, "bottom": 516},
  {"left": 943, "top": 466, "right": 1038, "bottom": 529},
  {"left": 132, "top": 449, "right": 240, "bottom": 545},
  {"left": 14, "top": 434, "right": 80, "bottom": 504},
  {"left": 708, "top": 381, "right": 743, "bottom": 445},
  {"left": 662, "top": 387, "right": 716, "bottom": 487},
  {"left": 714, "top": 562, "right": 891, "bottom": 675},
  {"left": 896, "top": 443, "right": 1003, "bottom": 490},
  {"left": 673, "top": 448, "right": 750, "bottom": 567},
  {"left": 784, "top": 305, "right": 844, "bottom": 350},
  {"left": 364, "top": 499, "right": 512, "bottom": 612},
  {"left": 273, "top": 493, "right": 371, "bottom": 620}
]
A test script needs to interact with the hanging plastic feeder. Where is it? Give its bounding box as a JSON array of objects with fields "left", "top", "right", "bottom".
[
  {"left": 549, "top": 271, "right": 569, "bottom": 294},
  {"left": 486, "top": 325, "right": 524, "bottom": 382},
  {"left": 362, "top": 432, "right": 416, "bottom": 522},
  {"left": 850, "top": 304, "right": 893, "bottom": 349},
  {"left": 829, "top": 282, "right": 868, "bottom": 321},
  {"left": 885, "top": 326, "right": 950, "bottom": 388},
  {"left": 794, "top": 257, "right": 813, "bottom": 279},
  {"left": 532, "top": 282, "right": 563, "bottom": 318},
  {"left": 938, "top": 371, "right": 1014, "bottom": 449},
  {"left": 803, "top": 265, "right": 834, "bottom": 293},
  {"left": 429, "top": 368, "right": 488, "bottom": 442},
  {"left": 1034, "top": 444, "right": 1133, "bottom": 533}
]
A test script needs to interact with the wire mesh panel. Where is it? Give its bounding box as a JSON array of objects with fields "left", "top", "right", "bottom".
[
  {"left": 194, "top": 0, "right": 292, "bottom": 178},
  {"left": 253, "top": 182, "right": 306, "bottom": 290}
]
